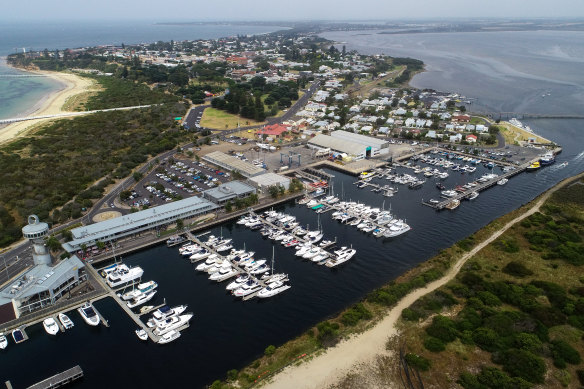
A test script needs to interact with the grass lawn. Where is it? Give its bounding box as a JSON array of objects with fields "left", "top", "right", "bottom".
[
  {"left": 199, "top": 108, "right": 265, "bottom": 130},
  {"left": 499, "top": 121, "right": 550, "bottom": 145}
]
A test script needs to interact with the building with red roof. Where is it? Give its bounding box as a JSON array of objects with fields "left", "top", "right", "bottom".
[{"left": 257, "top": 124, "right": 289, "bottom": 138}]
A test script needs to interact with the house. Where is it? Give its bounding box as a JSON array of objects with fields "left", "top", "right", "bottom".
[
  {"left": 395, "top": 108, "right": 407, "bottom": 116},
  {"left": 257, "top": 124, "right": 289, "bottom": 138},
  {"left": 449, "top": 134, "right": 463, "bottom": 143},
  {"left": 452, "top": 114, "right": 471, "bottom": 123},
  {"left": 466, "top": 134, "right": 478, "bottom": 143},
  {"left": 404, "top": 118, "right": 416, "bottom": 127},
  {"left": 475, "top": 124, "right": 486, "bottom": 132}
]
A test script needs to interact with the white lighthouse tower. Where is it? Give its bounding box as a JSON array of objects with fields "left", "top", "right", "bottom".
[{"left": 21, "top": 215, "right": 52, "bottom": 266}]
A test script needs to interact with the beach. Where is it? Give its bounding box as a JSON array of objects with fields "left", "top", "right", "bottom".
[{"left": 0, "top": 70, "right": 96, "bottom": 144}]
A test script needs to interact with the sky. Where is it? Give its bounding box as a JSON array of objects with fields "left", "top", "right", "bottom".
[{"left": 3, "top": 0, "right": 584, "bottom": 21}]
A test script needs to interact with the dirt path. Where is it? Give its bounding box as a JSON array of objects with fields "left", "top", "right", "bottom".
[{"left": 262, "top": 173, "right": 584, "bottom": 389}]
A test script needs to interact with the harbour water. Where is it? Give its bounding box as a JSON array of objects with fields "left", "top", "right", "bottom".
[{"left": 2, "top": 27, "right": 584, "bottom": 388}]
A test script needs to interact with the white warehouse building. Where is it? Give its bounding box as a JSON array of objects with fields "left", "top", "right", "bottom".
[{"left": 308, "top": 130, "right": 389, "bottom": 161}]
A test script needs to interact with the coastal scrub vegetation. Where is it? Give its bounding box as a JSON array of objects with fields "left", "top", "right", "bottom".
[
  {"left": 0, "top": 77, "right": 187, "bottom": 247},
  {"left": 384, "top": 179, "right": 584, "bottom": 389}
]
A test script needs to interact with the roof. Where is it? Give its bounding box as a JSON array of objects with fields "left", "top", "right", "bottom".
[
  {"left": 248, "top": 173, "right": 291, "bottom": 186},
  {"left": 330, "top": 130, "right": 388, "bottom": 147},
  {"left": 0, "top": 256, "right": 84, "bottom": 305},
  {"left": 309, "top": 134, "right": 367, "bottom": 155},
  {"left": 203, "top": 151, "right": 266, "bottom": 177},
  {"left": 203, "top": 181, "right": 256, "bottom": 202},
  {"left": 257, "top": 124, "right": 288, "bottom": 136},
  {"left": 70, "top": 196, "right": 218, "bottom": 241}
]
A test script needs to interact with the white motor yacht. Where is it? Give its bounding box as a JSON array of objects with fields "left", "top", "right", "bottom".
[
  {"left": 384, "top": 221, "right": 411, "bottom": 238},
  {"left": 78, "top": 302, "right": 100, "bottom": 326},
  {"left": 190, "top": 249, "right": 211, "bottom": 262},
  {"left": 195, "top": 258, "right": 219, "bottom": 272},
  {"left": 209, "top": 266, "right": 239, "bottom": 282},
  {"left": 326, "top": 248, "right": 356, "bottom": 267},
  {"left": 121, "top": 281, "right": 158, "bottom": 301},
  {"left": 147, "top": 305, "right": 187, "bottom": 328},
  {"left": 58, "top": 313, "right": 74, "bottom": 330},
  {"left": 158, "top": 329, "right": 181, "bottom": 344},
  {"left": 154, "top": 313, "right": 193, "bottom": 336},
  {"left": 127, "top": 290, "right": 157, "bottom": 309},
  {"left": 249, "top": 264, "right": 270, "bottom": 275},
  {"left": 0, "top": 333, "right": 7, "bottom": 350},
  {"left": 303, "top": 247, "right": 323, "bottom": 259},
  {"left": 226, "top": 274, "right": 251, "bottom": 291},
  {"left": 43, "top": 318, "right": 59, "bottom": 335},
  {"left": 106, "top": 266, "right": 144, "bottom": 288},
  {"left": 257, "top": 281, "right": 291, "bottom": 298},
  {"left": 136, "top": 328, "right": 148, "bottom": 341},
  {"left": 497, "top": 178, "right": 508, "bottom": 185},
  {"left": 233, "top": 281, "right": 262, "bottom": 297}
]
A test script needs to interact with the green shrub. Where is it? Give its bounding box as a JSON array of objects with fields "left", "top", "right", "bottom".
[
  {"left": 472, "top": 327, "right": 499, "bottom": 352},
  {"left": 424, "top": 337, "right": 446, "bottom": 352},
  {"left": 404, "top": 353, "right": 430, "bottom": 371},
  {"left": 264, "top": 345, "right": 276, "bottom": 356},
  {"left": 402, "top": 308, "right": 422, "bottom": 321},
  {"left": 503, "top": 261, "right": 533, "bottom": 278},
  {"left": 498, "top": 349, "right": 545, "bottom": 384},
  {"left": 226, "top": 369, "right": 238, "bottom": 381},
  {"left": 513, "top": 333, "right": 543, "bottom": 353},
  {"left": 426, "top": 315, "right": 458, "bottom": 343},
  {"left": 316, "top": 321, "right": 340, "bottom": 347},
  {"left": 341, "top": 303, "right": 372, "bottom": 326},
  {"left": 551, "top": 339, "right": 581, "bottom": 367}
]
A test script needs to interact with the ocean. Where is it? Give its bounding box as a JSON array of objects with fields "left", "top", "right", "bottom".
[
  {"left": 0, "top": 20, "right": 285, "bottom": 120},
  {"left": 2, "top": 26, "right": 584, "bottom": 388}
]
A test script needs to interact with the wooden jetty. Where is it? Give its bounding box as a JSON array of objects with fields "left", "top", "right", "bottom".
[{"left": 27, "top": 365, "right": 83, "bottom": 389}]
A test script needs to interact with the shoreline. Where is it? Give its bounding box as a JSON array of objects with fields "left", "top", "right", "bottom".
[{"left": 0, "top": 60, "right": 96, "bottom": 144}]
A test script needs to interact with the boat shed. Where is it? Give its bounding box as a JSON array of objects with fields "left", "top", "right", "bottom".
[
  {"left": 247, "top": 173, "right": 291, "bottom": 192},
  {"left": 0, "top": 255, "right": 86, "bottom": 323},
  {"left": 203, "top": 151, "right": 266, "bottom": 177},
  {"left": 330, "top": 130, "right": 389, "bottom": 157},
  {"left": 202, "top": 181, "right": 256, "bottom": 205},
  {"left": 62, "top": 196, "right": 219, "bottom": 252},
  {"left": 308, "top": 134, "right": 369, "bottom": 161}
]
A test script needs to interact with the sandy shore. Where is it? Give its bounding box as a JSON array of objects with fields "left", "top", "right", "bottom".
[
  {"left": 262, "top": 178, "right": 569, "bottom": 389},
  {"left": 0, "top": 69, "right": 96, "bottom": 144}
]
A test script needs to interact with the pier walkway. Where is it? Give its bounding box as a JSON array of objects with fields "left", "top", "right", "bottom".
[
  {"left": 26, "top": 365, "right": 83, "bottom": 389},
  {"left": 423, "top": 160, "right": 533, "bottom": 209}
]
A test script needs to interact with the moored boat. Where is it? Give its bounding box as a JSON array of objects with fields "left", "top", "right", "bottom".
[
  {"left": 0, "top": 333, "right": 7, "bottom": 349},
  {"left": 43, "top": 318, "right": 59, "bottom": 335},
  {"left": 526, "top": 161, "right": 541, "bottom": 171},
  {"left": 58, "top": 313, "right": 74, "bottom": 329},
  {"left": 78, "top": 302, "right": 100, "bottom": 326}
]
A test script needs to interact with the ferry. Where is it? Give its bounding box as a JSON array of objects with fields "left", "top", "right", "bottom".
[
  {"left": 526, "top": 161, "right": 541, "bottom": 172},
  {"left": 539, "top": 152, "right": 555, "bottom": 166}
]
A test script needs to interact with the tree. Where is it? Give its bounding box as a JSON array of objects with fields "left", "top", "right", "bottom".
[
  {"left": 268, "top": 185, "right": 280, "bottom": 198},
  {"left": 224, "top": 201, "right": 232, "bottom": 212},
  {"left": 264, "top": 345, "right": 276, "bottom": 356},
  {"left": 46, "top": 235, "right": 62, "bottom": 252},
  {"left": 176, "top": 219, "right": 184, "bottom": 230},
  {"left": 133, "top": 171, "right": 144, "bottom": 182}
]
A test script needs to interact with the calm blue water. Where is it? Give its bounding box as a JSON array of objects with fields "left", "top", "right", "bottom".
[
  {"left": 2, "top": 28, "right": 584, "bottom": 388},
  {"left": 0, "top": 20, "right": 285, "bottom": 119}
]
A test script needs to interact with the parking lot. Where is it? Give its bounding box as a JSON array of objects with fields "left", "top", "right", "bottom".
[{"left": 124, "top": 158, "right": 231, "bottom": 208}]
